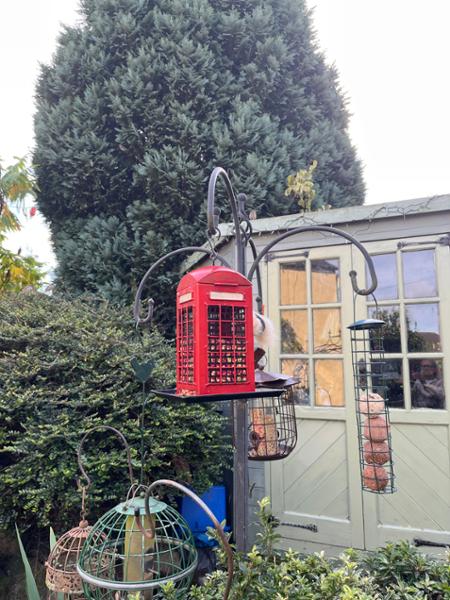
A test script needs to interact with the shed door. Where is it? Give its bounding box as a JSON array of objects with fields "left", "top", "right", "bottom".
[
  {"left": 358, "top": 241, "right": 450, "bottom": 553},
  {"left": 266, "top": 238, "right": 450, "bottom": 556},
  {"left": 266, "top": 245, "right": 365, "bottom": 552}
]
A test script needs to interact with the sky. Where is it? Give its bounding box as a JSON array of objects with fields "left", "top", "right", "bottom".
[{"left": 1, "top": 0, "right": 450, "bottom": 272}]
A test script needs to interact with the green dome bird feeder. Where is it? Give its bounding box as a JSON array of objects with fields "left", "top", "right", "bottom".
[
  {"left": 75, "top": 427, "right": 197, "bottom": 599},
  {"left": 77, "top": 492, "right": 197, "bottom": 599},
  {"left": 76, "top": 426, "right": 232, "bottom": 599}
]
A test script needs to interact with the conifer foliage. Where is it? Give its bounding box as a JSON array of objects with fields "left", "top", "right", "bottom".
[{"left": 34, "top": 0, "right": 364, "bottom": 328}]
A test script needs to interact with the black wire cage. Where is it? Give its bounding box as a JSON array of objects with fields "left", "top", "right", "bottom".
[
  {"left": 348, "top": 318, "right": 395, "bottom": 494},
  {"left": 248, "top": 381, "right": 299, "bottom": 461}
]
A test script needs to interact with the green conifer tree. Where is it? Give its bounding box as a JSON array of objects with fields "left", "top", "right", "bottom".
[{"left": 34, "top": 0, "right": 364, "bottom": 330}]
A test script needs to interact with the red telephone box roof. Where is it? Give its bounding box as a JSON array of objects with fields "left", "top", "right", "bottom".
[{"left": 179, "top": 265, "right": 252, "bottom": 287}]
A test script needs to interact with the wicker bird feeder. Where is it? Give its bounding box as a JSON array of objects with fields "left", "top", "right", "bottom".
[
  {"left": 46, "top": 426, "right": 133, "bottom": 598},
  {"left": 348, "top": 318, "right": 395, "bottom": 494},
  {"left": 45, "top": 459, "right": 93, "bottom": 598},
  {"left": 46, "top": 519, "right": 91, "bottom": 599}
]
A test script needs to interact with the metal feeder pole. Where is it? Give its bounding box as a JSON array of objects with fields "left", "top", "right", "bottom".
[{"left": 207, "top": 167, "right": 249, "bottom": 552}]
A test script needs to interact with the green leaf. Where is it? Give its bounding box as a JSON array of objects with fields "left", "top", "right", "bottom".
[
  {"left": 50, "top": 526, "right": 57, "bottom": 549},
  {"left": 15, "top": 523, "right": 41, "bottom": 600}
]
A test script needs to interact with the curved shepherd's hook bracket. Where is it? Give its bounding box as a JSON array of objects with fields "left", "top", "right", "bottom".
[
  {"left": 247, "top": 225, "right": 378, "bottom": 297},
  {"left": 133, "top": 246, "right": 231, "bottom": 328},
  {"left": 206, "top": 167, "right": 265, "bottom": 313},
  {"left": 207, "top": 167, "right": 247, "bottom": 275},
  {"left": 77, "top": 425, "right": 135, "bottom": 489},
  {"left": 207, "top": 167, "right": 243, "bottom": 238},
  {"left": 141, "top": 479, "right": 234, "bottom": 600}
]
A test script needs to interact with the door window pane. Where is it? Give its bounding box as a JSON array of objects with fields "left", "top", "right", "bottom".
[
  {"left": 403, "top": 250, "right": 437, "bottom": 298},
  {"left": 311, "top": 259, "right": 340, "bottom": 303},
  {"left": 369, "top": 254, "right": 397, "bottom": 300},
  {"left": 281, "top": 310, "right": 308, "bottom": 353},
  {"left": 281, "top": 359, "right": 309, "bottom": 405},
  {"left": 372, "top": 359, "right": 404, "bottom": 408},
  {"left": 369, "top": 305, "right": 401, "bottom": 353},
  {"left": 315, "top": 360, "right": 344, "bottom": 406},
  {"left": 406, "top": 303, "right": 441, "bottom": 352},
  {"left": 410, "top": 359, "right": 445, "bottom": 409},
  {"left": 280, "top": 262, "right": 306, "bottom": 305},
  {"left": 313, "top": 308, "right": 342, "bottom": 353}
]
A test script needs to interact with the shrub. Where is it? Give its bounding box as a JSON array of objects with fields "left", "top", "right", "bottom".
[
  {"left": 0, "top": 292, "right": 230, "bottom": 533},
  {"left": 363, "top": 540, "right": 450, "bottom": 599},
  {"left": 165, "top": 498, "right": 450, "bottom": 600}
]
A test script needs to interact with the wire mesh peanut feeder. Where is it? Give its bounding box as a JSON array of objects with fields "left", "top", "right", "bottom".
[
  {"left": 348, "top": 318, "right": 395, "bottom": 494},
  {"left": 248, "top": 371, "right": 299, "bottom": 461}
]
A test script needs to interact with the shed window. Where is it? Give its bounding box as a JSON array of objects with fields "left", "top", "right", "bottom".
[
  {"left": 369, "top": 254, "right": 398, "bottom": 299},
  {"left": 403, "top": 250, "right": 437, "bottom": 298},
  {"left": 279, "top": 258, "right": 344, "bottom": 407},
  {"left": 311, "top": 259, "right": 340, "bottom": 303},
  {"left": 280, "top": 262, "right": 307, "bottom": 305},
  {"left": 368, "top": 249, "right": 445, "bottom": 410}
]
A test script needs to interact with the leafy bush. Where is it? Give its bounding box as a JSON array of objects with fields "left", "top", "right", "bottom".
[
  {"left": 164, "top": 498, "right": 450, "bottom": 600},
  {"left": 0, "top": 292, "right": 230, "bottom": 533},
  {"left": 363, "top": 540, "right": 450, "bottom": 599}
]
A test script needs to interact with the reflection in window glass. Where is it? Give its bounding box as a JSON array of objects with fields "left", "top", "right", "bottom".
[
  {"left": 280, "top": 262, "right": 307, "bottom": 305},
  {"left": 403, "top": 250, "right": 437, "bottom": 298},
  {"left": 281, "top": 310, "right": 308, "bottom": 353},
  {"left": 371, "top": 359, "right": 404, "bottom": 408},
  {"left": 315, "top": 360, "right": 344, "bottom": 406},
  {"left": 313, "top": 308, "right": 342, "bottom": 353},
  {"left": 369, "top": 305, "right": 401, "bottom": 353},
  {"left": 368, "top": 254, "right": 397, "bottom": 300},
  {"left": 311, "top": 259, "right": 340, "bottom": 304},
  {"left": 281, "top": 359, "right": 310, "bottom": 405},
  {"left": 406, "top": 303, "right": 441, "bottom": 352},
  {"left": 410, "top": 358, "right": 445, "bottom": 409}
]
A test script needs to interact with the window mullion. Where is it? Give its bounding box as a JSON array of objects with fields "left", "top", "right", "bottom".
[
  {"left": 306, "top": 258, "right": 314, "bottom": 407},
  {"left": 397, "top": 249, "right": 412, "bottom": 410}
]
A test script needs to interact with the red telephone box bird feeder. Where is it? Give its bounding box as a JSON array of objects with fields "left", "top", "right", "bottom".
[{"left": 176, "top": 266, "right": 255, "bottom": 396}]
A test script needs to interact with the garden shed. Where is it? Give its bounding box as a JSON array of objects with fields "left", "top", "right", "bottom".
[{"left": 187, "top": 193, "right": 450, "bottom": 556}]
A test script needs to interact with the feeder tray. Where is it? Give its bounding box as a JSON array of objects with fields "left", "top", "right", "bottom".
[
  {"left": 349, "top": 318, "right": 395, "bottom": 494},
  {"left": 152, "top": 387, "right": 284, "bottom": 403}
]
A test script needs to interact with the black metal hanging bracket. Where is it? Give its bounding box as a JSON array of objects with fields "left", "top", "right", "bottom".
[
  {"left": 246, "top": 225, "right": 378, "bottom": 297},
  {"left": 133, "top": 245, "right": 231, "bottom": 328}
]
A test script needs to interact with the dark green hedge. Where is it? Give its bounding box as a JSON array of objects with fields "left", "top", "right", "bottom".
[{"left": 0, "top": 292, "right": 230, "bottom": 532}]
